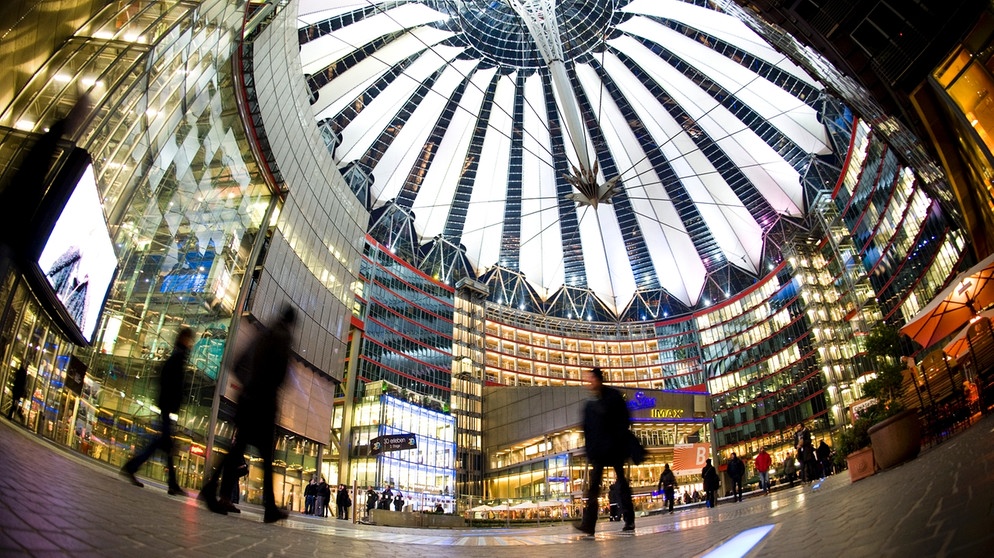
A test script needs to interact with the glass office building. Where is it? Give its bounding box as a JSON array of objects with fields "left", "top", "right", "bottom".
[{"left": 0, "top": 0, "right": 974, "bottom": 510}]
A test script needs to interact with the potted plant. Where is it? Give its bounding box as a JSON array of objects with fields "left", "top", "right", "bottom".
[
  {"left": 862, "top": 324, "right": 922, "bottom": 470},
  {"left": 835, "top": 416, "right": 875, "bottom": 482}
]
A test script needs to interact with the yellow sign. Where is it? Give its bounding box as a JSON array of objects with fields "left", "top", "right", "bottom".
[{"left": 650, "top": 408, "right": 684, "bottom": 419}]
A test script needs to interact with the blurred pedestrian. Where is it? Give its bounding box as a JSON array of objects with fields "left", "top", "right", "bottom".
[
  {"left": 337, "top": 484, "right": 352, "bottom": 519},
  {"left": 305, "top": 477, "right": 317, "bottom": 514},
  {"left": 727, "top": 452, "right": 745, "bottom": 502},
  {"left": 200, "top": 305, "right": 296, "bottom": 523},
  {"left": 365, "top": 486, "right": 378, "bottom": 519},
  {"left": 317, "top": 478, "right": 330, "bottom": 517},
  {"left": 608, "top": 482, "right": 621, "bottom": 521},
  {"left": 755, "top": 446, "right": 772, "bottom": 494},
  {"left": 6, "top": 364, "right": 28, "bottom": 422},
  {"left": 702, "top": 458, "right": 719, "bottom": 508},
  {"left": 816, "top": 440, "right": 832, "bottom": 478},
  {"left": 121, "top": 327, "right": 195, "bottom": 496},
  {"left": 782, "top": 452, "right": 797, "bottom": 487},
  {"left": 574, "top": 367, "right": 635, "bottom": 535},
  {"left": 657, "top": 463, "right": 677, "bottom": 513},
  {"left": 393, "top": 491, "right": 404, "bottom": 511}
]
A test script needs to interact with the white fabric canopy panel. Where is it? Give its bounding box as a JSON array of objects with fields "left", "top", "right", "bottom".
[{"left": 297, "top": 0, "right": 842, "bottom": 318}]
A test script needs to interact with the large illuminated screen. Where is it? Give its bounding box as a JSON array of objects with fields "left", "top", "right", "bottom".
[{"left": 36, "top": 163, "right": 117, "bottom": 343}]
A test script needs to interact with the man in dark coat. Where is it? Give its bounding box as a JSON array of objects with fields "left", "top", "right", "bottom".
[
  {"left": 702, "top": 458, "right": 719, "bottom": 508},
  {"left": 575, "top": 367, "right": 635, "bottom": 535},
  {"left": 727, "top": 452, "right": 745, "bottom": 502},
  {"left": 200, "top": 305, "right": 296, "bottom": 523},
  {"left": 657, "top": 463, "right": 678, "bottom": 513},
  {"left": 337, "top": 484, "right": 352, "bottom": 519},
  {"left": 121, "top": 327, "right": 195, "bottom": 496},
  {"left": 365, "top": 486, "right": 378, "bottom": 519}
]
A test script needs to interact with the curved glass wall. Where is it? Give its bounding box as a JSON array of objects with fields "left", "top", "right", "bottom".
[{"left": 0, "top": 0, "right": 274, "bottom": 490}]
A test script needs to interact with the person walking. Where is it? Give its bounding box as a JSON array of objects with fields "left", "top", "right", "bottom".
[
  {"left": 121, "top": 327, "right": 195, "bottom": 496},
  {"left": 702, "top": 458, "right": 719, "bottom": 508},
  {"left": 795, "top": 424, "right": 815, "bottom": 483},
  {"left": 657, "top": 463, "right": 677, "bottom": 513},
  {"left": 608, "top": 482, "right": 621, "bottom": 521},
  {"left": 6, "top": 364, "right": 28, "bottom": 421},
  {"left": 816, "top": 440, "right": 832, "bottom": 478},
  {"left": 199, "top": 305, "right": 296, "bottom": 523},
  {"left": 755, "top": 446, "right": 772, "bottom": 494},
  {"left": 782, "top": 452, "right": 797, "bottom": 487},
  {"left": 727, "top": 452, "right": 745, "bottom": 502},
  {"left": 574, "top": 367, "right": 636, "bottom": 535}
]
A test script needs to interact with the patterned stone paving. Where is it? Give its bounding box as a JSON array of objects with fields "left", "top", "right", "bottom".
[{"left": 2, "top": 414, "right": 993, "bottom": 557}]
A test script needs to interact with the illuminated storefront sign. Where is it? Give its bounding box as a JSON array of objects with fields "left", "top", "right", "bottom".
[
  {"left": 370, "top": 433, "right": 418, "bottom": 455},
  {"left": 627, "top": 391, "right": 656, "bottom": 411},
  {"left": 650, "top": 408, "right": 685, "bottom": 419}
]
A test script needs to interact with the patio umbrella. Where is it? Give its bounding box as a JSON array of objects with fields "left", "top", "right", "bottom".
[
  {"left": 467, "top": 504, "right": 493, "bottom": 513},
  {"left": 943, "top": 312, "right": 994, "bottom": 359},
  {"left": 510, "top": 502, "right": 538, "bottom": 510},
  {"left": 901, "top": 253, "right": 994, "bottom": 350},
  {"left": 537, "top": 501, "right": 567, "bottom": 508}
]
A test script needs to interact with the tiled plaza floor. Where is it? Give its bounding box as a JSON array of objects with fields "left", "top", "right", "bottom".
[{"left": 1, "top": 413, "right": 992, "bottom": 557}]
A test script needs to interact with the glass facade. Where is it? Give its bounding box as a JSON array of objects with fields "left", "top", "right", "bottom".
[
  {"left": 0, "top": 0, "right": 978, "bottom": 518},
  {"left": 0, "top": 0, "right": 274, "bottom": 492},
  {"left": 349, "top": 393, "right": 456, "bottom": 513},
  {"left": 356, "top": 239, "right": 455, "bottom": 406}
]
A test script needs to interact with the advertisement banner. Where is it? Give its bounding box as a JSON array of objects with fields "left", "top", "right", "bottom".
[{"left": 673, "top": 443, "right": 710, "bottom": 475}]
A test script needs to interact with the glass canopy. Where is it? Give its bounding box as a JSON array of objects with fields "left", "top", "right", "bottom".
[{"left": 297, "top": 0, "right": 838, "bottom": 318}]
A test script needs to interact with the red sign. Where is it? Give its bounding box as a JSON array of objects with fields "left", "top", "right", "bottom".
[{"left": 673, "top": 443, "right": 710, "bottom": 475}]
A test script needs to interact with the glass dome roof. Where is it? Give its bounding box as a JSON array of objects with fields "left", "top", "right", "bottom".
[{"left": 297, "top": 0, "right": 838, "bottom": 318}]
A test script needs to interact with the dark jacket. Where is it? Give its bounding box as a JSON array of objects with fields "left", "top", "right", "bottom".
[
  {"left": 727, "top": 456, "right": 745, "bottom": 480},
  {"left": 702, "top": 464, "right": 720, "bottom": 491},
  {"left": 238, "top": 321, "right": 292, "bottom": 427},
  {"left": 582, "top": 385, "right": 631, "bottom": 465},
  {"left": 158, "top": 344, "right": 189, "bottom": 414},
  {"left": 366, "top": 489, "right": 378, "bottom": 510},
  {"left": 658, "top": 468, "right": 677, "bottom": 491},
  {"left": 337, "top": 487, "right": 351, "bottom": 508}
]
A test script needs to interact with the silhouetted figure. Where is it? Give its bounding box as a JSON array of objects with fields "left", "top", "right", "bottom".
[
  {"left": 365, "top": 486, "right": 378, "bottom": 519},
  {"left": 304, "top": 477, "right": 317, "bottom": 514},
  {"left": 816, "top": 440, "right": 832, "bottom": 478},
  {"left": 7, "top": 364, "right": 28, "bottom": 421},
  {"left": 795, "top": 425, "right": 816, "bottom": 483},
  {"left": 121, "top": 327, "right": 195, "bottom": 496},
  {"left": 393, "top": 491, "right": 404, "bottom": 511},
  {"left": 608, "top": 482, "right": 621, "bottom": 521},
  {"left": 200, "top": 305, "right": 296, "bottom": 523},
  {"left": 727, "top": 452, "right": 745, "bottom": 502},
  {"left": 317, "top": 479, "right": 331, "bottom": 517},
  {"left": 702, "top": 458, "right": 719, "bottom": 508},
  {"left": 337, "top": 484, "right": 352, "bottom": 519},
  {"left": 657, "top": 463, "right": 677, "bottom": 513},
  {"left": 574, "top": 367, "right": 635, "bottom": 535}
]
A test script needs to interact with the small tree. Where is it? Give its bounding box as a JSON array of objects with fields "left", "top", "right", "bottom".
[{"left": 862, "top": 324, "right": 906, "bottom": 420}]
